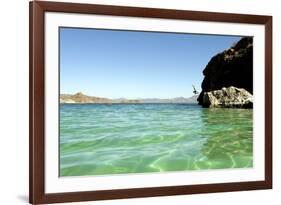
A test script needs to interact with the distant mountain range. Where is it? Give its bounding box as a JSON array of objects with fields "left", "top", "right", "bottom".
[
  {"left": 139, "top": 96, "right": 198, "bottom": 104},
  {"left": 60, "top": 92, "right": 199, "bottom": 104}
]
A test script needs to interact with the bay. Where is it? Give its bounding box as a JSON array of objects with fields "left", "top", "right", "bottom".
[{"left": 60, "top": 104, "right": 253, "bottom": 176}]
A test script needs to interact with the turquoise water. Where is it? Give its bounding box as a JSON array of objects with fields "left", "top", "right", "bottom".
[{"left": 60, "top": 104, "right": 253, "bottom": 176}]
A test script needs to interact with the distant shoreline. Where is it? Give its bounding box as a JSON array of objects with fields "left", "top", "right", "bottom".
[
  {"left": 60, "top": 102, "right": 200, "bottom": 105},
  {"left": 60, "top": 92, "right": 199, "bottom": 104}
]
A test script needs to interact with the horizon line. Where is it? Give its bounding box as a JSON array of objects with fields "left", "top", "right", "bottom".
[{"left": 60, "top": 92, "right": 199, "bottom": 100}]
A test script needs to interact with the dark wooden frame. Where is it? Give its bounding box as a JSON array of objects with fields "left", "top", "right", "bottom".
[{"left": 29, "top": 1, "right": 272, "bottom": 204}]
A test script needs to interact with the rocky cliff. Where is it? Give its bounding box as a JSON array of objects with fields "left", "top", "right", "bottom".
[{"left": 197, "top": 37, "right": 253, "bottom": 106}]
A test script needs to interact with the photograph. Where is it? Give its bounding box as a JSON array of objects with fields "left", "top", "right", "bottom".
[
  {"left": 29, "top": 1, "right": 273, "bottom": 203},
  {"left": 59, "top": 28, "right": 254, "bottom": 177}
]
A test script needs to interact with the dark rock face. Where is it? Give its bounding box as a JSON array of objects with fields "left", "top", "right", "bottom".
[
  {"left": 202, "top": 86, "right": 253, "bottom": 108},
  {"left": 197, "top": 37, "right": 253, "bottom": 105}
]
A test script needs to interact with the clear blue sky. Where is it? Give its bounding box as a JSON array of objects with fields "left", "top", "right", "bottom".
[{"left": 60, "top": 27, "right": 241, "bottom": 99}]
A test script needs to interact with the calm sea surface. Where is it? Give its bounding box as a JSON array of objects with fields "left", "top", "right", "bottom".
[{"left": 60, "top": 104, "right": 253, "bottom": 176}]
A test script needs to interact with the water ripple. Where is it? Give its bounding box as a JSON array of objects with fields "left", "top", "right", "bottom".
[{"left": 60, "top": 104, "right": 253, "bottom": 176}]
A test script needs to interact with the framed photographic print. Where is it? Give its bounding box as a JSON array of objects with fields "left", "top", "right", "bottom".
[{"left": 29, "top": 1, "right": 272, "bottom": 204}]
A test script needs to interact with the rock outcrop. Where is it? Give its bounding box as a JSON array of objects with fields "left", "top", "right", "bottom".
[
  {"left": 197, "top": 37, "right": 253, "bottom": 106},
  {"left": 202, "top": 86, "right": 253, "bottom": 108}
]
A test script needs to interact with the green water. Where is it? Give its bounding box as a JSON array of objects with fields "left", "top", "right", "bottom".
[{"left": 60, "top": 104, "right": 253, "bottom": 176}]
